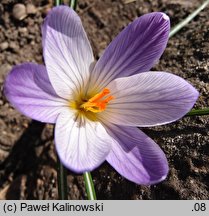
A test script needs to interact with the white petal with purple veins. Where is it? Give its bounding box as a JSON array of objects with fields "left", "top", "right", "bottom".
[
  {"left": 42, "top": 6, "right": 94, "bottom": 99},
  {"left": 99, "top": 72, "right": 199, "bottom": 127},
  {"left": 55, "top": 110, "right": 112, "bottom": 173}
]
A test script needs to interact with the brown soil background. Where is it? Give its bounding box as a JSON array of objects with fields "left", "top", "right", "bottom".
[{"left": 0, "top": 0, "right": 208, "bottom": 200}]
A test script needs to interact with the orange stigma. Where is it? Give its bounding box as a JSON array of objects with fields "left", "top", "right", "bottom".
[{"left": 80, "top": 88, "right": 114, "bottom": 113}]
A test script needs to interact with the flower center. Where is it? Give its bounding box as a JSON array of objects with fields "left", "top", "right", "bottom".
[{"left": 80, "top": 88, "right": 114, "bottom": 113}]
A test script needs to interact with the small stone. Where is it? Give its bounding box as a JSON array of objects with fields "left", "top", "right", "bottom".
[
  {"left": 0, "top": 64, "right": 12, "bottom": 82},
  {"left": 9, "top": 41, "right": 19, "bottom": 52},
  {"left": 0, "top": 41, "right": 9, "bottom": 51},
  {"left": 18, "top": 27, "right": 27, "bottom": 33},
  {"left": 26, "top": 3, "right": 37, "bottom": 15},
  {"left": 12, "top": 4, "right": 27, "bottom": 20}
]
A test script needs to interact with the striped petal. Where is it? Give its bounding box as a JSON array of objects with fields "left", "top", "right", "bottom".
[
  {"left": 4, "top": 63, "right": 67, "bottom": 123},
  {"left": 55, "top": 110, "right": 112, "bottom": 173},
  {"left": 105, "top": 123, "right": 168, "bottom": 185},
  {"left": 42, "top": 6, "right": 94, "bottom": 99},
  {"left": 89, "top": 12, "right": 170, "bottom": 93},
  {"left": 99, "top": 72, "right": 199, "bottom": 127}
]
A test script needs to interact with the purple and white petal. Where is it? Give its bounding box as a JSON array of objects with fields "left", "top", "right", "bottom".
[
  {"left": 42, "top": 6, "right": 94, "bottom": 99},
  {"left": 100, "top": 72, "right": 199, "bottom": 127},
  {"left": 105, "top": 123, "right": 168, "bottom": 185},
  {"left": 89, "top": 12, "right": 170, "bottom": 92},
  {"left": 55, "top": 110, "right": 112, "bottom": 173},
  {"left": 4, "top": 63, "right": 67, "bottom": 123}
]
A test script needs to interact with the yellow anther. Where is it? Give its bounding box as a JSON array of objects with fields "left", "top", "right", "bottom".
[{"left": 80, "top": 88, "right": 114, "bottom": 113}]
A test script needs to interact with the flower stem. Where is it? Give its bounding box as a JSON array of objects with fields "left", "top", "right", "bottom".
[
  {"left": 169, "top": 0, "right": 209, "bottom": 38},
  {"left": 54, "top": 0, "right": 68, "bottom": 201},
  {"left": 83, "top": 172, "right": 97, "bottom": 200},
  {"left": 57, "top": 155, "right": 68, "bottom": 199},
  {"left": 70, "top": 0, "right": 78, "bottom": 10},
  {"left": 55, "top": 0, "right": 63, "bottom": 6},
  {"left": 186, "top": 108, "right": 209, "bottom": 117}
]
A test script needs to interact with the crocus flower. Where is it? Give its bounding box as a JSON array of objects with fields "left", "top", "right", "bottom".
[{"left": 4, "top": 6, "right": 198, "bottom": 185}]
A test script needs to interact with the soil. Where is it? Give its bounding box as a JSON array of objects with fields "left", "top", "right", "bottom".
[{"left": 0, "top": 0, "right": 208, "bottom": 200}]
